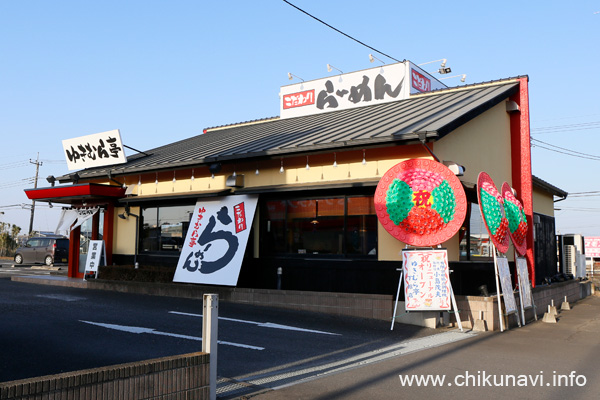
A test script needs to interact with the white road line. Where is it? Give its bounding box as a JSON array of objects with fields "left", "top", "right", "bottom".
[
  {"left": 79, "top": 320, "right": 264, "bottom": 350},
  {"left": 36, "top": 294, "right": 86, "bottom": 302},
  {"left": 217, "top": 330, "right": 476, "bottom": 397},
  {"left": 168, "top": 311, "right": 340, "bottom": 336}
]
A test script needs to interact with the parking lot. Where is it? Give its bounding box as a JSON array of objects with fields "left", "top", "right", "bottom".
[
  {"left": 0, "top": 277, "right": 450, "bottom": 398},
  {"left": 0, "top": 259, "right": 66, "bottom": 278}
]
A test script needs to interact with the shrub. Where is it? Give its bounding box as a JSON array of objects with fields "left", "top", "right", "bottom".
[{"left": 97, "top": 265, "right": 175, "bottom": 283}]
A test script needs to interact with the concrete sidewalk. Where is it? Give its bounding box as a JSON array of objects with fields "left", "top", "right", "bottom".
[{"left": 252, "top": 295, "right": 600, "bottom": 400}]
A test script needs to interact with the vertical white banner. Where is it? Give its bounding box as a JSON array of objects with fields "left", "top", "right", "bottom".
[
  {"left": 173, "top": 195, "right": 258, "bottom": 286},
  {"left": 516, "top": 257, "right": 533, "bottom": 308},
  {"left": 496, "top": 256, "right": 518, "bottom": 314}
]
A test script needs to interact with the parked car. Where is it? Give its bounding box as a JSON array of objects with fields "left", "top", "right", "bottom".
[{"left": 14, "top": 236, "right": 69, "bottom": 266}]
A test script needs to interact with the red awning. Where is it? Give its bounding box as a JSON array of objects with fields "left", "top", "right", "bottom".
[{"left": 25, "top": 183, "right": 126, "bottom": 205}]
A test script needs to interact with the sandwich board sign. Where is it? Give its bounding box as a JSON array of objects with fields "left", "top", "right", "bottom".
[
  {"left": 84, "top": 240, "right": 106, "bottom": 280},
  {"left": 403, "top": 249, "right": 451, "bottom": 311}
]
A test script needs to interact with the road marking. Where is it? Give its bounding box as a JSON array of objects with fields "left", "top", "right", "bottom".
[
  {"left": 36, "top": 294, "right": 85, "bottom": 302},
  {"left": 0, "top": 270, "right": 51, "bottom": 275},
  {"left": 217, "top": 330, "right": 476, "bottom": 397},
  {"left": 168, "top": 311, "right": 340, "bottom": 336},
  {"left": 79, "top": 320, "right": 264, "bottom": 350}
]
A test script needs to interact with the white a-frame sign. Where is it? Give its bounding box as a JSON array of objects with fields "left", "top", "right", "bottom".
[
  {"left": 391, "top": 249, "right": 463, "bottom": 331},
  {"left": 84, "top": 240, "right": 106, "bottom": 280}
]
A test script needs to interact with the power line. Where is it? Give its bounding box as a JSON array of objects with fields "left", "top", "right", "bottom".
[
  {"left": 282, "top": 0, "right": 403, "bottom": 63},
  {"left": 531, "top": 120, "right": 600, "bottom": 134},
  {"left": 555, "top": 207, "right": 600, "bottom": 212},
  {"left": 41, "top": 159, "right": 66, "bottom": 164},
  {"left": 0, "top": 161, "right": 30, "bottom": 169},
  {"left": 569, "top": 191, "right": 600, "bottom": 195},
  {"left": 531, "top": 138, "right": 600, "bottom": 161},
  {"left": 567, "top": 190, "right": 600, "bottom": 198},
  {"left": 533, "top": 112, "right": 600, "bottom": 123}
]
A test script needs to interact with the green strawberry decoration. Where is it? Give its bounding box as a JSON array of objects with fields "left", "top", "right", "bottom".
[
  {"left": 501, "top": 182, "right": 528, "bottom": 256},
  {"left": 477, "top": 172, "right": 510, "bottom": 254}
]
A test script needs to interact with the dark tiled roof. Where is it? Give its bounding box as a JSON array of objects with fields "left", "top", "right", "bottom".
[
  {"left": 532, "top": 175, "right": 568, "bottom": 198},
  {"left": 66, "top": 80, "right": 520, "bottom": 181}
]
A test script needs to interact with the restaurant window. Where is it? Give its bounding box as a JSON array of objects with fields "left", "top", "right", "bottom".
[
  {"left": 263, "top": 195, "right": 377, "bottom": 257},
  {"left": 459, "top": 204, "right": 493, "bottom": 261},
  {"left": 140, "top": 204, "right": 195, "bottom": 254}
]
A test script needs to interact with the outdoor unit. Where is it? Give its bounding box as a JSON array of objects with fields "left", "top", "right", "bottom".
[
  {"left": 563, "top": 245, "right": 576, "bottom": 276},
  {"left": 559, "top": 234, "right": 587, "bottom": 278}
]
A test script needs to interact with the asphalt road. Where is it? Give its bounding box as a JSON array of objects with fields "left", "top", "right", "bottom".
[{"left": 0, "top": 278, "right": 453, "bottom": 398}]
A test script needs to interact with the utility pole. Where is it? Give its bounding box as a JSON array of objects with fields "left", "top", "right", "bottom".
[{"left": 28, "top": 153, "right": 42, "bottom": 236}]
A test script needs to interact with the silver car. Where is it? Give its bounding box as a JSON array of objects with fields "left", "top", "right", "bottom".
[{"left": 14, "top": 237, "right": 69, "bottom": 266}]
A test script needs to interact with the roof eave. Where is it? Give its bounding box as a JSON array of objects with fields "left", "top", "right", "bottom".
[{"left": 57, "top": 132, "right": 438, "bottom": 182}]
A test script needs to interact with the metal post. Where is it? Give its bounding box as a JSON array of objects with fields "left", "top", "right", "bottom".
[
  {"left": 493, "top": 247, "right": 505, "bottom": 332},
  {"left": 277, "top": 267, "right": 282, "bottom": 290},
  {"left": 390, "top": 268, "right": 403, "bottom": 331},
  {"left": 203, "top": 294, "right": 218, "bottom": 400}
]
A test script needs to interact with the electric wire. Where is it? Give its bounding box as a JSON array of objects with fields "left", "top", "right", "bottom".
[
  {"left": 533, "top": 113, "right": 600, "bottom": 123},
  {"left": 0, "top": 161, "right": 30, "bottom": 169},
  {"left": 531, "top": 120, "right": 600, "bottom": 134},
  {"left": 555, "top": 207, "right": 600, "bottom": 212},
  {"left": 531, "top": 138, "right": 600, "bottom": 161},
  {"left": 282, "top": 0, "right": 403, "bottom": 63}
]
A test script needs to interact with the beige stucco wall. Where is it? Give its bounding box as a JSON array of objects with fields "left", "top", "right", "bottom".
[
  {"left": 532, "top": 186, "right": 555, "bottom": 217},
  {"left": 432, "top": 101, "right": 513, "bottom": 188},
  {"left": 113, "top": 205, "right": 140, "bottom": 256}
]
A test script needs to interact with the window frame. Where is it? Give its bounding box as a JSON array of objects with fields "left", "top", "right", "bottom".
[
  {"left": 261, "top": 193, "right": 377, "bottom": 260},
  {"left": 139, "top": 203, "right": 196, "bottom": 255}
]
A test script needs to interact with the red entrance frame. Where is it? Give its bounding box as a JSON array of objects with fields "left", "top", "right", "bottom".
[{"left": 25, "top": 183, "right": 125, "bottom": 278}]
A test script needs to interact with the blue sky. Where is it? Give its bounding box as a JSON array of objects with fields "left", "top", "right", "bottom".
[{"left": 1, "top": 0, "right": 599, "bottom": 237}]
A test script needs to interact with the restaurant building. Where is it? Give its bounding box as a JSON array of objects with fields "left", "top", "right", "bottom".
[{"left": 25, "top": 61, "right": 566, "bottom": 298}]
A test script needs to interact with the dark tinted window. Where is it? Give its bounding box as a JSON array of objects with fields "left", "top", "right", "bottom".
[
  {"left": 262, "top": 195, "right": 376, "bottom": 258},
  {"left": 140, "top": 204, "right": 195, "bottom": 253},
  {"left": 55, "top": 239, "right": 69, "bottom": 249}
]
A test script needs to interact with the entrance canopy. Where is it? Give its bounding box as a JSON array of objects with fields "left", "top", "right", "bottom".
[{"left": 24, "top": 183, "right": 126, "bottom": 205}]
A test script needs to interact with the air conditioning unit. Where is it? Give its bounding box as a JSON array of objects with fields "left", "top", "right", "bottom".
[{"left": 563, "top": 245, "right": 576, "bottom": 275}]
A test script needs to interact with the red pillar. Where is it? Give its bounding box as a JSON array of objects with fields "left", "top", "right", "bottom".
[
  {"left": 91, "top": 212, "right": 100, "bottom": 240},
  {"left": 510, "top": 77, "right": 535, "bottom": 286},
  {"left": 104, "top": 204, "right": 115, "bottom": 266},
  {"left": 68, "top": 226, "right": 81, "bottom": 278}
]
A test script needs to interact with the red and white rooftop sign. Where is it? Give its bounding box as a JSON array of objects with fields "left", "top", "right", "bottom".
[
  {"left": 585, "top": 237, "right": 600, "bottom": 258},
  {"left": 280, "top": 61, "right": 446, "bottom": 119}
]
